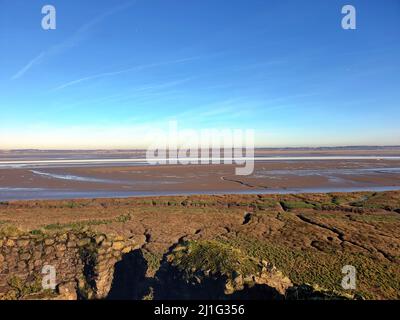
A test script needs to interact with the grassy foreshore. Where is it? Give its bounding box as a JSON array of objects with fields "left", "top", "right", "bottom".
[{"left": 0, "top": 191, "right": 399, "bottom": 300}]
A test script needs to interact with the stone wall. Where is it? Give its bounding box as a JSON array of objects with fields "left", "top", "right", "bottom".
[
  {"left": 0, "top": 233, "right": 356, "bottom": 300},
  {"left": 0, "top": 230, "right": 137, "bottom": 300}
]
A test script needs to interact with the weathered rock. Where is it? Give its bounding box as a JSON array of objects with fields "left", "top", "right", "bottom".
[
  {"left": 5, "top": 239, "right": 15, "bottom": 247},
  {"left": 234, "top": 274, "right": 244, "bottom": 287},
  {"left": 57, "top": 234, "right": 68, "bottom": 242},
  {"left": 112, "top": 251, "right": 121, "bottom": 258},
  {"left": 102, "top": 240, "right": 112, "bottom": 248},
  {"left": 67, "top": 241, "right": 76, "bottom": 248},
  {"left": 113, "top": 236, "right": 124, "bottom": 242},
  {"left": 55, "top": 244, "right": 66, "bottom": 252},
  {"left": 44, "top": 246, "right": 54, "bottom": 255},
  {"left": 78, "top": 238, "right": 91, "bottom": 247},
  {"left": 0, "top": 230, "right": 137, "bottom": 300},
  {"left": 44, "top": 239, "right": 55, "bottom": 246},
  {"left": 112, "top": 241, "right": 124, "bottom": 250},
  {"left": 19, "top": 253, "right": 31, "bottom": 261},
  {"left": 57, "top": 282, "right": 77, "bottom": 300},
  {"left": 68, "top": 234, "right": 77, "bottom": 241},
  {"left": 32, "top": 251, "right": 42, "bottom": 260},
  {"left": 17, "top": 261, "right": 27, "bottom": 270},
  {"left": 121, "top": 246, "right": 132, "bottom": 254},
  {"left": 17, "top": 240, "right": 30, "bottom": 247},
  {"left": 95, "top": 235, "right": 105, "bottom": 245},
  {"left": 224, "top": 280, "right": 235, "bottom": 295},
  {"left": 34, "top": 259, "right": 42, "bottom": 268}
]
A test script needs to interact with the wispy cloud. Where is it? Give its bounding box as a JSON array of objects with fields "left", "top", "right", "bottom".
[
  {"left": 51, "top": 57, "right": 199, "bottom": 91},
  {"left": 11, "top": 52, "right": 45, "bottom": 80},
  {"left": 11, "top": 1, "right": 135, "bottom": 80},
  {"left": 172, "top": 98, "right": 250, "bottom": 123},
  {"left": 49, "top": 77, "right": 193, "bottom": 112}
]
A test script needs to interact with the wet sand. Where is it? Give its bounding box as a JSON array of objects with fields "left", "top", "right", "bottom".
[
  {"left": 1, "top": 149, "right": 400, "bottom": 200},
  {"left": 2, "top": 147, "right": 400, "bottom": 160}
]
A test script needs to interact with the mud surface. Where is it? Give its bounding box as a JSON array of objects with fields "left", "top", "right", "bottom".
[
  {"left": 1, "top": 191, "right": 399, "bottom": 299},
  {"left": 1, "top": 158, "right": 400, "bottom": 200}
]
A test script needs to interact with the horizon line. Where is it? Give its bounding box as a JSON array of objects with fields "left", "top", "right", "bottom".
[{"left": 1, "top": 145, "right": 400, "bottom": 152}]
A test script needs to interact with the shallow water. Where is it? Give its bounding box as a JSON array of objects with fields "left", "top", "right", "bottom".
[
  {"left": 1, "top": 185, "right": 400, "bottom": 201},
  {"left": 1, "top": 156, "right": 400, "bottom": 201},
  {"left": 30, "top": 170, "right": 116, "bottom": 184},
  {"left": 254, "top": 167, "right": 400, "bottom": 177},
  {"left": 28, "top": 170, "right": 181, "bottom": 187},
  {"left": 1, "top": 156, "right": 400, "bottom": 169}
]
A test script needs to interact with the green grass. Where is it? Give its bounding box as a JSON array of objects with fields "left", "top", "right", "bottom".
[
  {"left": 42, "top": 213, "right": 131, "bottom": 231},
  {"left": 30, "top": 229, "right": 45, "bottom": 236},
  {"left": 351, "top": 214, "right": 400, "bottom": 223},
  {"left": 114, "top": 213, "right": 132, "bottom": 223},
  {"left": 0, "top": 224, "right": 24, "bottom": 237},
  {"left": 6, "top": 275, "right": 45, "bottom": 299},
  {"left": 280, "top": 201, "right": 315, "bottom": 211},
  {"left": 255, "top": 200, "right": 278, "bottom": 210},
  {"left": 349, "top": 192, "right": 400, "bottom": 211},
  {"left": 142, "top": 250, "right": 163, "bottom": 275},
  {"left": 170, "top": 240, "right": 261, "bottom": 278},
  {"left": 331, "top": 196, "right": 343, "bottom": 206},
  {"left": 219, "top": 236, "right": 400, "bottom": 300}
]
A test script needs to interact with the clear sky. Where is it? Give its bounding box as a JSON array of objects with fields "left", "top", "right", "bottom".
[{"left": 0, "top": 0, "right": 399, "bottom": 149}]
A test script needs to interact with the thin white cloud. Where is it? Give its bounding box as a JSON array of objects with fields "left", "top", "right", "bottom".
[
  {"left": 51, "top": 57, "right": 200, "bottom": 91},
  {"left": 11, "top": 1, "right": 136, "bottom": 80},
  {"left": 11, "top": 52, "right": 45, "bottom": 80},
  {"left": 49, "top": 77, "right": 193, "bottom": 112}
]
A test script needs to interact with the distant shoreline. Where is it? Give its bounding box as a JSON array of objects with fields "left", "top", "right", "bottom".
[
  {"left": 1, "top": 155, "right": 400, "bottom": 167},
  {"left": 1, "top": 146, "right": 400, "bottom": 152}
]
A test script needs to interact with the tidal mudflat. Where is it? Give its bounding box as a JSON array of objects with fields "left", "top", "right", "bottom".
[
  {"left": 1, "top": 149, "right": 400, "bottom": 200},
  {"left": 1, "top": 149, "right": 399, "bottom": 300},
  {"left": 0, "top": 191, "right": 399, "bottom": 300}
]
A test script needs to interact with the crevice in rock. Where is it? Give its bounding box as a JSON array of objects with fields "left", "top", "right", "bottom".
[
  {"left": 106, "top": 250, "right": 151, "bottom": 300},
  {"left": 242, "top": 213, "right": 252, "bottom": 225},
  {"left": 79, "top": 245, "right": 97, "bottom": 297},
  {"left": 0, "top": 231, "right": 362, "bottom": 300},
  {"left": 151, "top": 241, "right": 286, "bottom": 300},
  {"left": 279, "top": 201, "right": 289, "bottom": 211}
]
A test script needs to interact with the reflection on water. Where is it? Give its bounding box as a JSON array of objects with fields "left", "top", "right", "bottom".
[
  {"left": 254, "top": 167, "right": 400, "bottom": 177},
  {"left": 1, "top": 186, "right": 400, "bottom": 201},
  {"left": 29, "top": 170, "right": 181, "bottom": 186},
  {"left": 1, "top": 156, "right": 400, "bottom": 169},
  {"left": 254, "top": 167, "right": 400, "bottom": 185},
  {"left": 0, "top": 159, "right": 399, "bottom": 201},
  {"left": 30, "top": 170, "right": 116, "bottom": 183},
  {"left": 0, "top": 187, "right": 45, "bottom": 191}
]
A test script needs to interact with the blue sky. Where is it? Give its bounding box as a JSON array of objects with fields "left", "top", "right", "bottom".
[{"left": 0, "top": 0, "right": 399, "bottom": 148}]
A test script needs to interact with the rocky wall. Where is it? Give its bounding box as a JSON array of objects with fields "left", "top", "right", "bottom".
[{"left": 0, "top": 231, "right": 137, "bottom": 300}]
